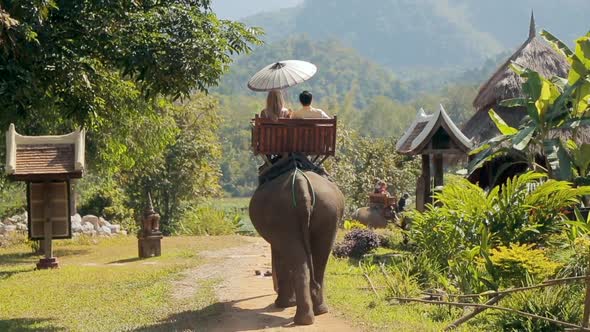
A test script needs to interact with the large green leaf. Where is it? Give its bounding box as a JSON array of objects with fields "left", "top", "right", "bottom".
[
  {"left": 575, "top": 81, "right": 590, "bottom": 116},
  {"left": 547, "top": 78, "right": 583, "bottom": 121},
  {"left": 541, "top": 30, "right": 574, "bottom": 58},
  {"left": 575, "top": 36, "right": 590, "bottom": 69},
  {"left": 543, "top": 138, "right": 573, "bottom": 180},
  {"left": 488, "top": 109, "right": 517, "bottom": 135},
  {"left": 499, "top": 98, "right": 527, "bottom": 108},
  {"left": 571, "top": 143, "right": 590, "bottom": 176},
  {"left": 558, "top": 117, "right": 590, "bottom": 129},
  {"left": 567, "top": 55, "right": 588, "bottom": 86},
  {"left": 510, "top": 126, "right": 535, "bottom": 151}
]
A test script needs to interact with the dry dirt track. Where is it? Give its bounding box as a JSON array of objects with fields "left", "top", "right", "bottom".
[{"left": 183, "top": 236, "right": 359, "bottom": 332}]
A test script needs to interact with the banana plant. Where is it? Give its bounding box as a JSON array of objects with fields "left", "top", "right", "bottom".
[{"left": 469, "top": 31, "right": 590, "bottom": 182}]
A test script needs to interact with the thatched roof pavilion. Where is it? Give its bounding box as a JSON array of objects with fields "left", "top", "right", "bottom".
[{"left": 463, "top": 13, "right": 570, "bottom": 144}]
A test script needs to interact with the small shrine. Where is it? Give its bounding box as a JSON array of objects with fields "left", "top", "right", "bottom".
[
  {"left": 138, "top": 194, "right": 162, "bottom": 258},
  {"left": 5, "top": 124, "right": 85, "bottom": 269},
  {"left": 396, "top": 106, "right": 472, "bottom": 211}
]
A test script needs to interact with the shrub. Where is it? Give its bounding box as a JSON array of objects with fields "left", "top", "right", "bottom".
[
  {"left": 409, "top": 172, "right": 590, "bottom": 268},
  {"left": 333, "top": 229, "right": 380, "bottom": 259},
  {"left": 174, "top": 206, "right": 239, "bottom": 236},
  {"left": 343, "top": 220, "right": 367, "bottom": 231},
  {"left": 489, "top": 244, "right": 562, "bottom": 286},
  {"left": 78, "top": 180, "right": 136, "bottom": 232},
  {"left": 0, "top": 181, "right": 26, "bottom": 220},
  {"left": 382, "top": 263, "right": 422, "bottom": 299},
  {"left": 557, "top": 236, "right": 590, "bottom": 277},
  {"left": 491, "top": 285, "right": 583, "bottom": 332}
]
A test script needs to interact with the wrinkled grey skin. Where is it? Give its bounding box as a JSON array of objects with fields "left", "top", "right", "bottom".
[
  {"left": 353, "top": 206, "right": 393, "bottom": 228},
  {"left": 249, "top": 170, "right": 345, "bottom": 325}
]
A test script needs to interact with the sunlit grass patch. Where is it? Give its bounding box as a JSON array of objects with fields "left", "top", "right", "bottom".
[
  {"left": 325, "top": 257, "right": 467, "bottom": 332},
  {"left": 0, "top": 235, "right": 245, "bottom": 331}
]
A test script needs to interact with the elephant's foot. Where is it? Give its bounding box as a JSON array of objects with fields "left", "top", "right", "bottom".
[
  {"left": 274, "top": 296, "right": 296, "bottom": 308},
  {"left": 313, "top": 303, "right": 329, "bottom": 316},
  {"left": 294, "top": 309, "right": 315, "bottom": 325}
]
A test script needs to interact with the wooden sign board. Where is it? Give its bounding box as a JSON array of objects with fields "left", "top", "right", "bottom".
[{"left": 27, "top": 181, "right": 72, "bottom": 240}]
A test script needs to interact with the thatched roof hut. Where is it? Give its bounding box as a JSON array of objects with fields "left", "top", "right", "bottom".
[{"left": 463, "top": 13, "right": 570, "bottom": 144}]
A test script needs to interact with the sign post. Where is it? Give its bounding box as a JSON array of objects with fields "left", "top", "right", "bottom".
[{"left": 5, "top": 124, "right": 85, "bottom": 269}]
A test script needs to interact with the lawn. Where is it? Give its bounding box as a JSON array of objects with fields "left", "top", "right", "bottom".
[
  {"left": 0, "top": 235, "right": 246, "bottom": 332},
  {"left": 324, "top": 257, "right": 463, "bottom": 332}
]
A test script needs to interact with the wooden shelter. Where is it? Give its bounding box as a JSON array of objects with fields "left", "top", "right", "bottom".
[
  {"left": 462, "top": 13, "right": 590, "bottom": 187},
  {"left": 396, "top": 106, "right": 472, "bottom": 211},
  {"left": 5, "top": 124, "right": 85, "bottom": 269},
  {"left": 463, "top": 13, "right": 570, "bottom": 145}
]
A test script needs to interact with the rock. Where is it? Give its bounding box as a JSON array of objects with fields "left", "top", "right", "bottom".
[
  {"left": 254, "top": 270, "right": 261, "bottom": 276},
  {"left": 98, "top": 225, "right": 111, "bottom": 236},
  {"left": 12, "top": 212, "right": 27, "bottom": 224},
  {"left": 3, "top": 217, "right": 15, "bottom": 225},
  {"left": 16, "top": 223, "right": 27, "bottom": 231},
  {"left": 3, "top": 225, "right": 17, "bottom": 233},
  {"left": 71, "top": 213, "right": 82, "bottom": 224},
  {"left": 82, "top": 222, "right": 95, "bottom": 234},
  {"left": 99, "top": 217, "right": 111, "bottom": 227},
  {"left": 71, "top": 214, "right": 83, "bottom": 233},
  {"left": 82, "top": 215, "right": 100, "bottom": 230},
  {"left": 72, "top": 222, "right": 83, "bottom": 233},
  {"left": 0, "top": 224, "right": 4, "bottom": 234},
  {"left": 108, "top": 224, "right": 121, "bottom": 234}
]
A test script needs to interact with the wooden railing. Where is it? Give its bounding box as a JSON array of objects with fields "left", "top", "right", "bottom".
[{"left": 251, "top": 115, "right": 337, "bottom": 156}]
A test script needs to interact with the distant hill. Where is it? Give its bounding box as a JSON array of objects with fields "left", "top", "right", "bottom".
[
  {"left": 242, "top": 0, "right": 590, "bottom": 70},
  {"left": 211, "top": 0, "right": 302, "bottom": 20},
  {"left": 216, "top": 36, "right": 408, "bottom": 107}
]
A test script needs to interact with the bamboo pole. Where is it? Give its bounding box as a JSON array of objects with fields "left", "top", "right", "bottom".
[
  {"left": 443, "top": 294, "right": 506, "bottom": 331},
  {"left": 390, "top": 297, "right": 590, "bottom": 331},
  {"left": 363, "top": 273, "right": 379, "bottom": 298},
  {"left": 422, "top": 275, "right": 588, "bottom": 299}
]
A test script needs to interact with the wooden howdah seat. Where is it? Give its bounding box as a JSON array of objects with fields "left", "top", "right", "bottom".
[
  {"left": 369, "top": 193, "right": 397, "bottom": 208},
  {"left": 251, "top": 115, "right": 337, "bottom": 165}
]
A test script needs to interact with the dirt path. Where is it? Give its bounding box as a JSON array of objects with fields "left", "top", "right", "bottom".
[{"left": 182, "top": 236, "right": 358, "bottom": 332}]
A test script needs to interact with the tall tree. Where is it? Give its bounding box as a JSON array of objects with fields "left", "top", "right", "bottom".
[{"left": 0, "top": 0, "right": 261, "bottom": 171}]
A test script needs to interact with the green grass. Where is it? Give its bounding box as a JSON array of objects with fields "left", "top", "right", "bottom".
[
  {"left": 0, "top": 235, "right": 245, "bottom": 332},
  {"left": 325, "top": 257, "right": 453, "bottom": 331},
  {"left": 201, "top": 197, "right": 255, "bottom": 235}
]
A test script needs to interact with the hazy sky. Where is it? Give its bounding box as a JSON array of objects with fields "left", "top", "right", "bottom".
[{"left": 211, "top": 0, "right": 303, "bottom": 20}]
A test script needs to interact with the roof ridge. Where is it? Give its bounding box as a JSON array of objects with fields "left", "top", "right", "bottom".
[{"left": 529, "top": 10, "right": 536, "bottom": 40}]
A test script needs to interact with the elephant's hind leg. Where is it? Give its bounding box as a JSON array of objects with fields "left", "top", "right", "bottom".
[
  {"left": 273, "top": 248, "right": 295, "bottom": 308},
  {"left": 286, "top": 243, "right": 314, "bottom": 325},
  {"left": 310, "top": 219, "right": 337, "bottom": 315}
]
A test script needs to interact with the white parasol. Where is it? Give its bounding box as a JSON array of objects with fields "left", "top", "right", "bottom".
[{"left": 247, "top": 60, "right": 317, "bottom": 92}]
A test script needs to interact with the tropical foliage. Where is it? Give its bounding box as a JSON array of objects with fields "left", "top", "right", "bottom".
[
  {"left": 470, "top": 31, "right": 590, "bottom": 183},
  {"left": 0, "top": 1, "right": 261, "bottom": 231},
  {"left": 408, "top": 172, "right": 590, "bottom": 292}
]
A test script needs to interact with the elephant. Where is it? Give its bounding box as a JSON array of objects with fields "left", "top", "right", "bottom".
[
  {"left": 353, "top": 205, "right": 396, "bottom": 228},
  {"left": 249, "top": 169, "right": 345, "bottom": 325}
]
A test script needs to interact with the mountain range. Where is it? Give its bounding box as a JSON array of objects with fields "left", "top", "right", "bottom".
[{"left": 237, "top": 0, "right": 590, "bottom": 70}]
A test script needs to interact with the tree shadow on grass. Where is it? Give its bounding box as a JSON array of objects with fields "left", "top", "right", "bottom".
[
  {"left": 0, "top": 265, "right": 35, "bottom": 280},
  {"left": 107, "top": 257, "right": 145, "bottom": 264},
  {"left": 0, "top": 248, "right": 90, "bottom": 269},
  {"left": 0, "top": 251, "right": 38, "bottom": 266},
  {"left": 135, "top": 294, "right": 296, "bottom": 332},
  {"left": 0, "top": 318, "right": 65, "bottom": 331}
]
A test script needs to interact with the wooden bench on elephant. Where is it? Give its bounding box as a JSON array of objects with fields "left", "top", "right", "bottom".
[
  {"left": 369, "top": 193, "right": 397, "bottom": 208},
  {"left": 251, "top": 115, "right": 337, "bottom": 166}
]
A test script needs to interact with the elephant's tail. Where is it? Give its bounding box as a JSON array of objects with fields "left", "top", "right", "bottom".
[{"left": 292, "top": 170, "right": 319, "bottom": 290}]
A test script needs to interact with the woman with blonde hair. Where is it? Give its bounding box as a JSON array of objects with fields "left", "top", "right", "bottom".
[{"left": 260, "top": 90, "right": 290, "bottom": 120}]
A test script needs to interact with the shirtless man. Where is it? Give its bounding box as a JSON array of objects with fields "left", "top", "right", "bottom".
[{"left": 289, "top": 91, "right": 330, "bottom": 119}]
